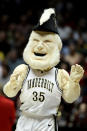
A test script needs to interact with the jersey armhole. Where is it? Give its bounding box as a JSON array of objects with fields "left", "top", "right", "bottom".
[
  {"left": 22, "top": 65, "right": 30, "bottom": 88},
  {"left": 55, "top": 68, "right": 62, "bottom": 94}
]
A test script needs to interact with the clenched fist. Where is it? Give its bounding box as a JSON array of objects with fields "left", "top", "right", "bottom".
[{"left": 70, "top": 64, "right": 84, "bottom": 83}]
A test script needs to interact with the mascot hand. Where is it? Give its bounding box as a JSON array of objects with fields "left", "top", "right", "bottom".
[
  {"left": 3, "top": 64, "right": 28, "bottom": 97},
  {"left": 58, "top": 69, "right": 70, "bottom": 90},
  {"left": 70, "top": 64, "right": 84, "bottom": 83},
  {"left": 10, "top": 64, "right": 28, "bottom": 89},
  {"left": 10, "top": 73, "right": 22, "bottom": 90}
]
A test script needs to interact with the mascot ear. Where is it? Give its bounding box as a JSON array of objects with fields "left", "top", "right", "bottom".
[{"left": 33, "top": 8, "right": 59, "bottom": 35}]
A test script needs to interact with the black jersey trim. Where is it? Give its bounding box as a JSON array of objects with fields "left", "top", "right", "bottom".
[
  {"left": 22, "top": 65, "right": 30, "bottom": 87},
  {"left": 53, "top": 114, "right": 58, "bottom": 131},
  {"left": 55, "top": 68, "right": 62, "bottom": 94}
]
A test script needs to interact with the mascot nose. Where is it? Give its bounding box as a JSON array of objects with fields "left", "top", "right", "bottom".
[{"left": 37, "top": 42, "right": 43, "bottom": 50}]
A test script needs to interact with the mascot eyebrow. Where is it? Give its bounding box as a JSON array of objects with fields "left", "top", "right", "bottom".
[
  {"left": 33, "top": 39, "right": 40, "bottom": 42},
  {"left": 3, "top": 8, "right": 84, "bottom": 131}
]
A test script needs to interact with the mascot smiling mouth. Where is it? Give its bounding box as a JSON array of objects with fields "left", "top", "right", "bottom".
[{"left": 34, "top": 52, "right": 46, "bottom": 57}]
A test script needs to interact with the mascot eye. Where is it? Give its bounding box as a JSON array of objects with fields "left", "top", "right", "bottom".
[
  {"left": 44, "top": 40, "right": 52, "bottom": 43},
  {"left": 33, "top": 39, "right": 39, "bottom": 42}
]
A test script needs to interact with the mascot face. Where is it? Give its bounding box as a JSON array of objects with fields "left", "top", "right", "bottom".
[{"left": 23, "top": 31, "right": 62, "bottom": 71}]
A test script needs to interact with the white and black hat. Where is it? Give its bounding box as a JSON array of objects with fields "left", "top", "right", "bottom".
[{"left": 33, "top": 8, "right": 59, "bottom": 34}]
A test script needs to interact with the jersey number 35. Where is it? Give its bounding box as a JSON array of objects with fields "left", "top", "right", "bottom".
[{"left": 33, "top": 91, "right": 45, "bottom": 102}]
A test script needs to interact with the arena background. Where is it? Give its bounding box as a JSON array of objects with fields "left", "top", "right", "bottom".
[{"left": 0, "top": 0, "right": 87, "bottom": 131}]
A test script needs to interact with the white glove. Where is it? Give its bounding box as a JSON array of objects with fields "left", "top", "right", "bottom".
[{"left": 70, "top": 64, "right": 84, "bottom": 83}]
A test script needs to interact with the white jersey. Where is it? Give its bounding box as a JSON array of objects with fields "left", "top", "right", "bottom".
[{"left": 20, "top": 67, "right": 62, "bottom": 117}]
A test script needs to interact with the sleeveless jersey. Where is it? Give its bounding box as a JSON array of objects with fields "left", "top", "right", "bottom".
[{"left": 20, "top": 67, "right": 62, "bottom": 117}]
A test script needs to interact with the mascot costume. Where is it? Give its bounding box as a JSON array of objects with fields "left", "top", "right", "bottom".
[{"left": 4, "top": 8, "right": 84, "bottom": 131}]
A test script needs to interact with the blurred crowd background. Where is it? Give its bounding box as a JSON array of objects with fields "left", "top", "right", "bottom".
[{"left": 0, "top": 0, "right": 87, "bottom": 130}]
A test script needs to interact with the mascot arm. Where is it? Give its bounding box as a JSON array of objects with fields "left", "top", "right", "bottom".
[
  {"left": 57, "top": 64, "right": 84, "bottom": 103},
  {"left": 3, "top": 64, "right": 28, "bottom": 97}
]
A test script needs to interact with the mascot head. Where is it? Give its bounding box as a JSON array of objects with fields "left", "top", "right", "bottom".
[{"left": 23, "top": 8, "right": 62, "bottom": 71}]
